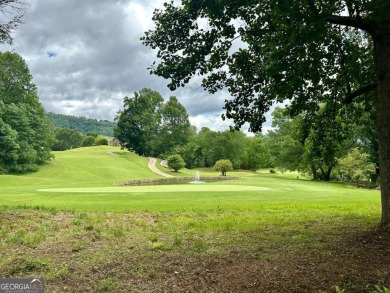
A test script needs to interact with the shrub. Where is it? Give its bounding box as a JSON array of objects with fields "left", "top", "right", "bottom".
[
  {"left": 167, "top": 154, "right": 186, "bottom": 171},
  {"left": 336, "top": 148, "right": 375, "bottom": 182},
  {"left": 214, "top": 159, "right": 233, "bottom": 176},
  {"left": 52, "top": 128, "right": 83, "bottom": 151},
  {"left": 95, "top": 137, "right": 109, "bottom": 146},
  {"left": 82, "top": 136, "right": 95, "bottom": 147}
]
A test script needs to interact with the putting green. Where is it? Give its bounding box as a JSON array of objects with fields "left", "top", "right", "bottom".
[{"left": 37, "top": 185, "right": 270, "bottom": 193}]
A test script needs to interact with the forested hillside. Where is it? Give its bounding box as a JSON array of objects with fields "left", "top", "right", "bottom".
[{"left": 46, "top": 112, "right": 116, "bottom": 136}]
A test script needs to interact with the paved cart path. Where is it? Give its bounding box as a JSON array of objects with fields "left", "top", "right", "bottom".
[{"left": 148, "top": 157, "right": 173, "bottom": 177}]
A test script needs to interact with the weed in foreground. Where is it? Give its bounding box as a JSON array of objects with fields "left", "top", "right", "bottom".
[
  {"left": 95, "top": 277, "right": 122, "bottom": 292},
  {"left": 172, "top": 235, "right": 182, "bottom": 247},
  {"left": 6, "top": 228, "right": 46, "bottom": 248},
  {"left": 111, "top": 227, "right": 125, "bottom": 237},
  {"left": 71, "top": 241, "right": 85, "bottom": 252},
  {"left": 372, "top": 285, "right": 390, "bottom": 293},
  {"left": 3, "top": 257, "right": 50, "bottom": 277},
  {"left": 46, "top": 264, "right": 70, "bottom": 281},
  {"left": 150, "top": 241, "right": 165, "bottom": 250}
]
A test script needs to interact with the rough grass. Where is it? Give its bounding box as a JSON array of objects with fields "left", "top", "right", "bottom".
[{"left": 0, "top": 146, "right": 389, "bottom": 292}]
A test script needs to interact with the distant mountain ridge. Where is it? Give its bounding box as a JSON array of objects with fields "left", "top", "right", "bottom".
[{"left": 46, "top": 112, "right": 116, "bottom": 137}]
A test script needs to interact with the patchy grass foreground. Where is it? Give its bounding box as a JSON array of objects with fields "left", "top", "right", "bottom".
[
  {"left": 0, "top": 146, "right": 389, "bottom": 292},
  {"left": 0, "top": 203, "right": 389, "bottom": 293}
]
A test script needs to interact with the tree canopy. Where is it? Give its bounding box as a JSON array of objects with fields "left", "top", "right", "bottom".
[
  {"left": 142, "top": 1, "right": 390, "bottom": 225},
  {"left": 214, "top": 159, "right": 233, "bottom": 176},
  {"left": 0, "top": 52, "right": 53, "bottom": 173},
  {"left": 159, "top": 96, "right": 191, "bottom": 155},
  {"left": 114, "top": 89, "right": 191, "bottom": 157},
  {"left": 51, "top": 128, "right": 83, "bottom": 151},
  {"left": 175, "top": 127, "right": 269, "bottom": 170},
  {"left": 267, "top": 105, "right": 370, "bottom": 180},
  {"left": 336, "top": 148, "right": 375, "bottom": 183},
  {"left": 114, "top": 88, "right": 164, "bottom": 156},
  {"left": 142, "top": 1, "right": 383, "bottom": 130}
]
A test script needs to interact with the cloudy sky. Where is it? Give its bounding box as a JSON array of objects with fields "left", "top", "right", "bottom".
[{"left": 0, "top": 0, "right": 273, "bottom": 133}]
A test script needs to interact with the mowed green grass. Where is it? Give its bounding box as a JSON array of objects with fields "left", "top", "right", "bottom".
[
  {"left": 1, "top": 146, "right": 158, "bottom": 187},
  {"left": 0, "top": 145, "right": 380, "bottom": 216}
]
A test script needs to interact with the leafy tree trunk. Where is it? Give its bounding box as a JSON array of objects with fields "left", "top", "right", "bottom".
[{"left": 375, "top": 34, "right": 390, "bottom": 226}]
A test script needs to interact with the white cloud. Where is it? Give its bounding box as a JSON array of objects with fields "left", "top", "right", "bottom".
[{"left": 190, "top": 114, "right": 230, "bottom": 132}]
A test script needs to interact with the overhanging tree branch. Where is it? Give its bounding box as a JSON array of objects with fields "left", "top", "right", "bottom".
[
  {"left": 344, "top": 82, "right": 377, "bottom": 104},
  {"left": 326, "top": 15, "right": 376, "bottom": 36},
  {"left": 0, "top": 0, "right": 27, "bottom": 44}
]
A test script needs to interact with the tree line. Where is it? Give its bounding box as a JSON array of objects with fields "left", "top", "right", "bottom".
[
  {"left": 114, "top": 89, "right": 376, "bottom": 182},
  {"left": 46, "top": 112, "right": 116, "bottom": 137},
  {"left": 267, "top": 106, "right": 376, "bottom": 183},
  {"left": 113, "top": 88, "right": 272, "bottom": 171},
  {"left": 51, "top": 129, "right": 109, "bottom": 151}
]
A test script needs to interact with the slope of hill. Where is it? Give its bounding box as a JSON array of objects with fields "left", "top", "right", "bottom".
[
  {"left": 1, "top": 146, "right": 159, "bottom": 189},
  {"left": 46, "top": 112, "right": 116, "bottom": 136}
]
